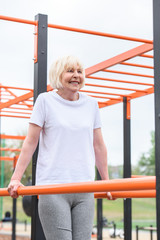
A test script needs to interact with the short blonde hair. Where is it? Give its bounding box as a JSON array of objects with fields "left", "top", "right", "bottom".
[{"left": 49, "top": 56, "right": 85, "bottom": 89}]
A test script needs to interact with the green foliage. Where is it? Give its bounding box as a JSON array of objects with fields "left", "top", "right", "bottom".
[{"left": 136, "top": 131, "right": 155, "bottom": 176}]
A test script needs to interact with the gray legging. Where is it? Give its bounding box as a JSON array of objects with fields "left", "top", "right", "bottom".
[{"left": 38, "top": 193, "right": 95, "bottom": 240}]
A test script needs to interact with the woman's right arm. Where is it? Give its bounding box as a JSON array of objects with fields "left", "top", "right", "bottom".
[{"left": 7, "top": 123, "right": 42, "bottom": 198}]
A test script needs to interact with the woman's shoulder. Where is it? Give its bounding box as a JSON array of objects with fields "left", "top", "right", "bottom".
[
  {"left": 36, "top": 91, "right": 53, "bottom": 101},
  {"left": 80, "top": 92, "right": 98, "bottom": 105}
]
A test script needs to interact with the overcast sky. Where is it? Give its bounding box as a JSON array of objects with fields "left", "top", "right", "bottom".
[{"left": 0, "top": 0, "right": 154, "bottom": 166}]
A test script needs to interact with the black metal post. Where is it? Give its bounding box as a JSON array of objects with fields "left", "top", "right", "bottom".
[
  {"left": 31, "top": 13, "right": 48, "bottom": 240},
  {"left": 123, "top": 97, "right": 132, "bottom": 240},
  {"left": 97, "top": 169, "right": 103, "bottom": 240},
  {"left": 12, "top": 198, "right": 16, "bottom": 240},
  {"left": 153, "top": 1, "right": 160, "bottom": 239},
  {"left": 150, "top": 225, "right": 153, "bottom": 240},
  {"left": 136, "top": 226, "right": 138, "bottom": 240}
]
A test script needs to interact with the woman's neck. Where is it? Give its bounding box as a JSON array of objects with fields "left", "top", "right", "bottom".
[{"left": 56, "top": 89, "right": 79, "bottom": 101}]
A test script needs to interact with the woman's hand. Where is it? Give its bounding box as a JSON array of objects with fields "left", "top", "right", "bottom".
[
  {"left": 7, "top": 180, "right": 24, "bottom": 198},
  {"left": 106, "top": 192, "right": 116, "bottom": 200}
]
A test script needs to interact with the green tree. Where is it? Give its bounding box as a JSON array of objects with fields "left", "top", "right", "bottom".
[{"left": 135, "top": 131, "right": 155, "bottom": 176}]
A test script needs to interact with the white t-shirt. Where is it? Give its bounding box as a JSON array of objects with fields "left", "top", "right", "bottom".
[{"left": 29, "top": 91, "right": 101, "bottom": 185}]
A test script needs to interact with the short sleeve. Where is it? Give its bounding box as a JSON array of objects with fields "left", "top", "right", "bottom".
[
  {"left": 94, "top": 101, "right": 102, "bottom": 129},
  {"left": 29, "top": 94, "right": 45, "bottom": 128}
]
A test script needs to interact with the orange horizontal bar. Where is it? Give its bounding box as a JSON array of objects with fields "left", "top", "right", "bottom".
[
  {"left": 127, "top": 86, "right": 154, "bottom": 100},
  {"left": 85, "top": 83, "right": 147, "bottom": 93},
  {"left": 0, "top": 91, "right": 33, "bottom": 109},
  {"left": 0, "top": 15, "right": 153, "bottom": 44},
  {"left": 0, "top": 114, "right": 30, "bottom": 119},
  {"left": 0, "top": 85, "right": 33, "bottom": 91},
  {"left": 8, "top": 106, "right": 33, "bottom": 111},
  {"left": 87, "top": 76, "right": 153, "bottom": 86},
  {"left": 48, "top": 23, "right": 152, "bottom": 44},
  {"left": 0, "top": 15, "right": 36, "bottom": 25},
  {"left": 2, "top": 110, "right": 31, "bottom": 115},
  {"left": 0, "top": 134, "right": 25, "bottom": 140},
  {"left": 98, "top": 102, "right": 108, "bottom": 108},
  {"left": 89, "top": 95, "right": 122, "bottom": 101},
  {"left": 0, "top": 177, "right": 156, "bottom": 197},
  {"left": 103, "top": 69, "right": 154, "bottom": 78},
  {"left": 94, "top": 190, "right": 156, "bottom": 199},
  {"left": 120, "top": 62, "right": 153, "bottom": 69},
  {"left": 80, "top": 89, "right": 128, "bottom": 97},
  {"left": 140, "top": 54, "right": 153, "bottom": 58},
  {"left": 131, "top": 175, "right": 154, "bottom": 178},
  {"left": 85, "top": 44, "right": 153, "bottom": 76},
  {"left": 0, "top": 157, "right": 14, "bottom": 161},
  {"left": 0, "top": 148, "right": 21, "bottom": 152}
]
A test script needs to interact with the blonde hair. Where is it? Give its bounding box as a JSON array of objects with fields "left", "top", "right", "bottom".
[{"left": 49, "top": 56, "right": 85, "bottom": 89}]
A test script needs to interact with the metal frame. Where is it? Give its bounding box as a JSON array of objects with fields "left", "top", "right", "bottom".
[
  {"left": 153, "top": 0, "right": 160, "bottom": 240},
  {"left": 0, "top": 9, "right": 157, "bottom": 240},
  {"left": 31, "top": 14, "right": 48, "bottom": 240},
  {"left": 123, "top": 97, "right": 132, "bottom": 240}
]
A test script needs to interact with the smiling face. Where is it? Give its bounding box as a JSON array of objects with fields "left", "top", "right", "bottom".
[{"left": 60, "top": 65, "right": 85, "bottom": 93}]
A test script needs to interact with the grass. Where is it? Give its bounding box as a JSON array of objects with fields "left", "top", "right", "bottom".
[
  {"left": 95, "top": 198, "right": 156, "bottom": 229},
  {"left": 1, "top": 196, "right": 156, "bottom": 230}
]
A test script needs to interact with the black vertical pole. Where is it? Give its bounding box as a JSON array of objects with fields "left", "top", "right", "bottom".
[
  {"left": 31, "top": 13, "right": 48, "bottom": 240},
  {"left": 97, "top": 169, "right": 103, "bottom": 240},
  {"left": 12, "top": 198, "right": 16, "bottom": 240},
  {"left": 123, "top": 97, "right": 132, "bottom": 240},
  {"left": 12, "top": 156, "right": 17, "bottom": 240},
  {"left": 153, "top": 1, "right": 160, "bottom": 239}
]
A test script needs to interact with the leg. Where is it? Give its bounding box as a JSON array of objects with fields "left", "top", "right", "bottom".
[
  {"left": 38, "top": 194, "right": 72, "bottom": 240},
  {"left": 71, "top": 193, "right": 95, "bottom": 240}
]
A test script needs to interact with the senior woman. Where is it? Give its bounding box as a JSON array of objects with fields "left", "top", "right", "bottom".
[{"left": 7, "top": 55, "right": 112, "bottom": 240}]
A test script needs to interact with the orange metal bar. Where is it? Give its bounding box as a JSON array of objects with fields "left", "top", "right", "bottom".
[
  {"left": 0, "top": 15, "right": 36, "bottom": 25},
  {"left": 4, "top": 87, "right": 32, "bottom": 109},
  {"left": 0, "top": 15, "right": 152, "bottom": 44},
  {"left": 120, "top": 62, "right": 153, "bottom": 69},
  {"left": 131, "top": 175, "right": 154, "bottom": 178},
  {"left": 89, "top": 95, "right": 122, "bottom": 101},
  {"left": 98, "top": 102, "right": 108, "bottom": 108},
  {"left": 48, "top": 23, "right": 152, "bottom": 44},
  {"left": 0, "top": 114, "right": 30, "bottom": 119},
  {"left": 87, "top": 76, "right": 153, "bottom": 86},
  {"left": 103, "top": 69, "right": 154, "bottom": 78},
  {"left": 0, "top": 134, "right": 25, "bottom": 140},
  {"left": 0, "top": 177, "right": 156, "bottom": 197},
  {"left": 140, "top": 54, "right": 153, "bottom": 58},
  {"left": 2, "top": 110, "right": 31, "bottom": 115},
  {"left": 0, "top": 85, "right": 33, "bottom": 91},
  {"left": 0, "top": 148, "right": 21, "bottom": 152},
  {"left": 7, "top": 106, "right": 33, "bottom": 111},
  {"left": 0, "top": 91, "right": 33, "bottom": 109},
  {"left": 80, "top": 89, "right": 128, "bottom": 97},
  {"left": 94, "top": 190, "right": 156, "bottom": 199},
  {"left": 127, "top": 86, "right": 154, "bottom": 100},
  {"left": 85, "top": 44, "right": 153, "bottom": 76},
  {"left": 126, "top": 98, "right": 131, "bottom": 120},
  {"left": 0, "top": 157, "right": 14, "bottom": 161},
  {"left": 13, "top": 156, "right": 18, "bottom": 169},
  {"left": 34, "top": 23, "right": 38, "bottom": 63},
  {"left": 103, "top": 86, "right": 154, "bottom": 109},
  {"left": 85, "top": 83, "right": 148, "bottom": 93}
]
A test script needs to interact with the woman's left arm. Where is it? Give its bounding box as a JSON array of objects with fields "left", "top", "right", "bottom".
[
  {"left": 94, "top": 128, "right": 113, "bottom": 200},
  {"left": 94, "top": 128, "right": 109, "bottom": 180}
]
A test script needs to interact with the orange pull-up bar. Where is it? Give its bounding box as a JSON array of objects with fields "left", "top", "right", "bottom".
[
  {"left": 0, "top": 15, "right": 152, "bottom": 43},
  {"left": 0, "top": 177, "right": 156, "bottom": 197},
  {"left": 95, "top": 190, "right": 156, "bottom": 199}
]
